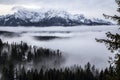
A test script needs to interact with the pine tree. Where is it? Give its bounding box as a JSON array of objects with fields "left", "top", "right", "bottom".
[{"left": 97, "top": 0, "right": 120, "bottom": 80}]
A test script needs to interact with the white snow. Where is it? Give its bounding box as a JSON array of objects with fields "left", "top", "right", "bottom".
[{"left": 0, "top": 6, "right": 110, "bottom": 24}]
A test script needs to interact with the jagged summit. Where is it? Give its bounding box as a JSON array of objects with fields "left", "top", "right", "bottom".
[{"left": 0, "top": 6, "right": 112, "bottom": 26}]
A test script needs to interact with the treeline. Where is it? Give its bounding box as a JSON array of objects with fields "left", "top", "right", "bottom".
[
  {"left": 1, "top": 62, "right": 115, "bottom": 80},
  {"left": 0, "top": 39, "right": 117, "bottom": 80},
  {"left": 0, "top": 39, "right": 62, "bottom": 62},
  {"left": 0, "top": 39, "right": 64, "bottom": 71},
  {"left": 16, "top": 64, "right": 114, "bottom": 80}
]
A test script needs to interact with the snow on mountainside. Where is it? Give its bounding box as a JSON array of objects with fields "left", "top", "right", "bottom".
[{"left": 0, "top": 6, "right": 112, "bottom": 26}]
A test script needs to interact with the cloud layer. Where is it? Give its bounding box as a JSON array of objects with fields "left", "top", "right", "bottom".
[{"left": 0, "top": 0, "right": 117, "bottom": 18}]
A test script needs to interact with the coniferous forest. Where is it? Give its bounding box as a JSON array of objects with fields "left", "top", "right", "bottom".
[
  {"left": 0, "top": 39, "right": 117, "bottom": 80},
  {"left": 0, "top": 0, "right": 120, "bottom": 80}
]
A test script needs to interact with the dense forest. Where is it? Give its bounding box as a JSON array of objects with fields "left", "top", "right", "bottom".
[
  {"left": 0, "top": 0, "right": 120, "bottom": 80},
  {"left": 0, "top": 39, "right": 64, "bottom": 80},
  {"left": 0, "top": 39, "right": 116, "bottom": 80}
]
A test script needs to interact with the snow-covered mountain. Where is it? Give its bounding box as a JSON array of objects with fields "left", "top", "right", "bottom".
[{"left": 0, "top": 7, "right": 112, "bottom": 26}]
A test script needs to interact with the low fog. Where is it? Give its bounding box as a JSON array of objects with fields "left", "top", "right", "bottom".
[{"left": 0, "top": 25, "right": 119, "bottom": 69}]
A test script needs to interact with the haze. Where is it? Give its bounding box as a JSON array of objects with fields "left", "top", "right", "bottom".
[{"left": 0, "top": 0, "right": 117, "bottom": 18}]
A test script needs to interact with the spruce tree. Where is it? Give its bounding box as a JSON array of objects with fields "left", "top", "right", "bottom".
[{"left": 97, "top": 0, "right": 120, "bottom": 80}]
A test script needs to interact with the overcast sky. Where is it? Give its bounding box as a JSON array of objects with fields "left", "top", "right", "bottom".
[{"left": 0, "top": 0, "right": 117, "bottom": 18}]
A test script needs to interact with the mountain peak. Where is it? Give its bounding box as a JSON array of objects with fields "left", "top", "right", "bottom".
[{"left": 0, "top": 6, "right": 112, "bottom": 26}]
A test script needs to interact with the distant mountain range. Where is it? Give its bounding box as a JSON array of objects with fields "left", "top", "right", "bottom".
[{"left": 0, "top": 7, "right": 112, "bottom": 26}]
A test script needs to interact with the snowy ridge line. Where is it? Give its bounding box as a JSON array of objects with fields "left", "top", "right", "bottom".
[{"left": 0, "top": 7, "right": 112, "bottom": 26}]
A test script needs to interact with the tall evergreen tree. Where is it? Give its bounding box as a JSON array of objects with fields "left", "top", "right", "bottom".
[{"left": 97, "top": 0, "right": 120, "bottom": 80}]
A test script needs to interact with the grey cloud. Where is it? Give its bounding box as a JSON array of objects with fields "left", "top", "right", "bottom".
[
  {"left": 0, "top": 0, "right": 117, "bottom": 18},
  {"left": 0, "top": 0, "right": 115, "bottom": 5}
]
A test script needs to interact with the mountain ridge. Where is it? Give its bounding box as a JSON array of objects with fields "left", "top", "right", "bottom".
[{"left": 0, "top": 7, "right": 112, "bottom": 26}]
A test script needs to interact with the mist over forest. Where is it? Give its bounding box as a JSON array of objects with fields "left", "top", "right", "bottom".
[{"left": 0, "top": 0, "right": 120, "bottom": 80}]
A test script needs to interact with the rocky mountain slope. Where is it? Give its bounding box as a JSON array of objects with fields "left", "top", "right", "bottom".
[{"left": 0, "top": 7, "right": 112, "bottom": 26}]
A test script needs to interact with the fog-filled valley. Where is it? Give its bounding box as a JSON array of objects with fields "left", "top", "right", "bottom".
[
  {"left": 0, "top": 0, "right": 120, "bottom": 79},
  {"left": 0, "top": 25, "right": 118, "bottom": 69}
]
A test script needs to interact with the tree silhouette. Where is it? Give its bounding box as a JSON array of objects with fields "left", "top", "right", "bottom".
[{"left": 96, "top": 0, "right": 120, "bottom": 80}]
